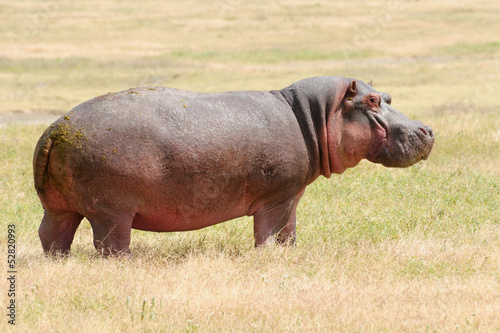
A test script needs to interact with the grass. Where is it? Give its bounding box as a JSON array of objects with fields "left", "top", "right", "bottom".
[
  {"left": 169, "top": 47, "right": 376, "bottom": 64},
  {"left": 437, "top": 41, "right": 500, "bottom": 56},
  {"left": 1, "top": 0, "right": 500, "bottom": 332}
]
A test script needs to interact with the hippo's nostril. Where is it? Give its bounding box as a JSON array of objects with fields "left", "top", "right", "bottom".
[
  {"left": 427, "top": 126, "right": 434, "bottom": 138},
  {"left": 418, "top": 126, "right": 434, "bottom": 138}
]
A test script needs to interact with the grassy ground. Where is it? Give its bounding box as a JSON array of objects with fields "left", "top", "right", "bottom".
[{"left": 1, "top": 0, "right": 499, "bottom": 331}]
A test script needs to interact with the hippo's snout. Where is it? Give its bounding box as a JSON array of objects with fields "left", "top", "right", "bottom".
[{"left": 380, "top": 120, "right": 434, "bottom": 167}]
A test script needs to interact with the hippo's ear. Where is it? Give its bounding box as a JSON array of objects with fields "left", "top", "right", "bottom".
[
  {"left": 349, "top": 80, "right": 357, "bottom": 94},
  {"left": 345, "top": 80, "right": 357, "bottom": 101},
  {"left": 381, "top": 92, "right": 392, "bottom": 105}
]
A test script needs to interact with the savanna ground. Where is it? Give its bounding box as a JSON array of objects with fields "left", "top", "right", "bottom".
[{"left": 1, "top": 0, "right": 499, "bottom": 331}]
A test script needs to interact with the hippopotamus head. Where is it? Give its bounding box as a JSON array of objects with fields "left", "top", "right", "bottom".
[
  {"left": 337, "top": 79, "right": 434, "bottom": 169},
  {"left": 280, "top": 76, "right": 435, "bottom": 176}
]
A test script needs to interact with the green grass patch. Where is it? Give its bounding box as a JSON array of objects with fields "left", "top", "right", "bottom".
[
  {"left": 169, "top": 47, "right": 375, "bottom": 63},
  {"left": 438, "top": 41, "right": 500, "bottom": 56}
]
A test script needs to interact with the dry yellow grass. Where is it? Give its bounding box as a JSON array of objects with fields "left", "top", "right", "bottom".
[
  {"left": 11, "top": 236, "right": 500, "bottom": 332},
  {"left": 1, "top": 0, "right": 499, "bottom": 332}
]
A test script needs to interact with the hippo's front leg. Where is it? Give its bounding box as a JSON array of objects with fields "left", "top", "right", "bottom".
[
  {"left": 276, "top": 189, "right": 305, "bottom": 245},
  {"left": 253, "top": 190, "right": 304, "bottom": 247}
]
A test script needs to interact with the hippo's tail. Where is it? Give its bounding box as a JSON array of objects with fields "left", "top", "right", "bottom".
[{"left": 33, "top": 131, "right": 54, "bottom": 194}]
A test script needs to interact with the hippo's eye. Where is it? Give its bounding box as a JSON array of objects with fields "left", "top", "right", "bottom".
[{"left": 368, "top": 95, "right": 381, "bottom": 106}]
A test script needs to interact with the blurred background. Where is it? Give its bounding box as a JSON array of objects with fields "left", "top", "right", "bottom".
[{"left": 1, "top": 0, "right": 499, "bottom": 115}]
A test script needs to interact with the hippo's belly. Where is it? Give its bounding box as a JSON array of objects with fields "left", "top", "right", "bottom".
[{"left": 131, "top": 204, "right": 250, "bottom": 232}]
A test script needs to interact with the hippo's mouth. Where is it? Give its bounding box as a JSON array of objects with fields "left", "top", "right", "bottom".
[
  {"left": 368, "top": 112, "right": 392, "bottom": 158},
  {"left": 371, "top": 112, "right": 389, "bottom": 137},
  {"left": 367, "top": 111, "right": 402, "bottom": 165}
]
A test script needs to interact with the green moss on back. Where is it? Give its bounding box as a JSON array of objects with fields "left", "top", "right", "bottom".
[{"left": 50, "top": 122, "right": 86, "bottom": 150}]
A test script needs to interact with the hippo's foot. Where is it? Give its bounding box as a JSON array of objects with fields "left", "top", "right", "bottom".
[
  {"left": 38, "top": 210, "right": 83, "bottom": 257},
  {"left": 276, "top": 225, "right": 297, "bottom": 246},
  {"left": 87, "top": 213, "right": 133, "bottom": 257}
]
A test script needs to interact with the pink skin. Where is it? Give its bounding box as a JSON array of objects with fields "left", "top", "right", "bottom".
[
  {"left": 34, "top": 77, "right": 433, "bottom": 256},
  {"left": 328, "top": 82, "right": 388, "bottom": 173}
]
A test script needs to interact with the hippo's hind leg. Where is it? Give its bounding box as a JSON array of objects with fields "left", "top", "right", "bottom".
[
  {"left": 87, "top": 213, "right": 134, "bottom": 257},
  {"left": 38, "top": 210, "right": 83, "bottom": 256}
]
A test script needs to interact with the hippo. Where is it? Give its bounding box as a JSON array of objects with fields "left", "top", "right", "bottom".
[{"left": 33, "top": 76, "right": 434, "bottom": 256}]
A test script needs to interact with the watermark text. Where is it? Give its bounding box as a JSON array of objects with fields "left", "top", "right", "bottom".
[{"left": 7, "top": 224, "right": 16, "bottom": 325}]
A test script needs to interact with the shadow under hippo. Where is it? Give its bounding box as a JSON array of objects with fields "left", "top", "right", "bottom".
[{"left": 33, "top": 76, "right": 434, "bottom": 256}]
